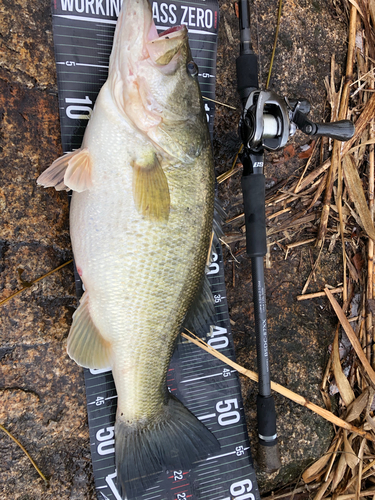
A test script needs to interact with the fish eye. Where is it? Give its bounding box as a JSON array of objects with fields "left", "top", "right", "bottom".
[{"left": 187, "top": 61, "right": 198, "bottom": 77}]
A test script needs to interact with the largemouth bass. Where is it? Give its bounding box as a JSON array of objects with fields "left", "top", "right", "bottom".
[{"left": 37, "top": 0, "right": 219, "bottom": 497}]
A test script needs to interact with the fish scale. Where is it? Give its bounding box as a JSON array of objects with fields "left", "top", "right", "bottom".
[{"left": 49, "top": 0, "right": 261, "bottom": 498}]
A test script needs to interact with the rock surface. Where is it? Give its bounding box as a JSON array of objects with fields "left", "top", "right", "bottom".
[{"left": 0, "top": 0, "right": 348, "bottom": 498}]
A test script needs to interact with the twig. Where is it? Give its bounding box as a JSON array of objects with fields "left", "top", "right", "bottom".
[
  {"left": 267, "top": 212, "right": 317, "bottom": 236},
  {"left": 262, "top": 483, "right": 321, "bottom": 500},
  {"left": 294, "top": 159, "right": 331, "bottom": 195},
  {"left": 0, "top": 424, "right": 49, "bottom": 485},
  {"left": 325, "top": 288, "right": 375, "bottom": 386},
  {"left": 337, "top": 145, "right": 347, "bottom": 302},
  {"left": 306, "top": 169, "right": 329, "bottom": 212},
  {"left": 356, "top": 439, "right": 366, "bottom": 500},
  {"left": 202, "top": 96, "right": 236, "bottom": 110},
  {"left": 217, "top": 144, "right": 243, "bottom": 184},
  {"left": 323, "top": 490, "right": 375, "bottom": 500},
  {"left": 226, "top": 213, "right": 244, "bottom": 224},
  {"left": 343, "top": 459, "right": 375, "bottom": 493},
  {"left": 285, "top": 238, "right": 315, "bottom": 260},
  {"left": 206, "top": 231, "right": 215, "bottom": 266},
  {"left": 268, "top": 207, "right": 291, "bottom": 220},
  {"left": 181, "top": 330, "right": 375, "bottom": 441},
  {"left": 301, "top": 246, "right": 323, "bottom": 295},
  {"left": 324, "top": 433, "right": 343, "bottom": 483},
  {"left": 347, "top": 138, "right": 375, "bottom": 154},
  {"left": 293, "top": 140, "right": 320, "bottom": 194},
  {"left": 265, "top": 0, "right": 283, "bottom": 89},
  {"left": 0, "top": 260, "right": 73, "bottom": 307},
  {"left": 342, "top": 93, "right": 375, "bottom": 156},
  {"left": 296, "top": 287, "right": 343, "bottom": 301}
]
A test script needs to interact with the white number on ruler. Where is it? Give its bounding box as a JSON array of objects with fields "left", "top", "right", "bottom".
[
  {"left": 174, "top": 470, "right": 183, "bottom": 481},
  {"left": 216, "top": 398, "right": 240, "bottom": 426},
  {"left": 176, "top": 493, "right": 187, "bottom": 500},
  {"left": 205, "top": 103, "right": 210, "bottom": 123},
  {"left": 105, "top": 471, "right": 122, "bottom": 500},
  {"left": 208, "top": 326, "right": 229, "bottom": 349},
  {"left": 230, "top": 479, "right": 255, "bottom": 500},
  {"left": 96, "top": 426, "right": 115, "bottom": 456},
  {"left": 219, "top": 479, "right": 255, "bottom": 500},
  {"left": 236, "top": 445, "right": 245, "bottom": 456},
  {"left": 223, "top": 368, "right": 231, "bottom": 378},
  {"left": 65, "top": 96, "right": 93, "bottom": 120},
  {"left": 207, "top": 252, "right": 219, "bottom": 275}
]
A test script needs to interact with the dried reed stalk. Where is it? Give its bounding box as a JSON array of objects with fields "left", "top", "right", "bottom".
[
  {"left": 325, "top": 289, "right": 375, "bottom": 386},
  {"left": 296, "top": 287, "right": 343, "bottom": 301},
  {"left": 316, "top": 4, "right": 357, "bottom": 247},
  {"left": 181, "top": 331, "right": 375, "bottom": 441},
  {"left": 367, "top": 65, "right": 375, "bottom": 367}
]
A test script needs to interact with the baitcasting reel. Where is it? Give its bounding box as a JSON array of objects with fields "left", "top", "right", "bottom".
[{"left": 239, "top": 89, "right": 355, "bottom": 152}]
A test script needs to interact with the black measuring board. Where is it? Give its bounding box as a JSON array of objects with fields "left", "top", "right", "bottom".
[
  {"left": 52, "top": 0, "right": 218, "bottom": 152},
  {"left": 51, "top": 0, "right": 261, "bottom": 498}
]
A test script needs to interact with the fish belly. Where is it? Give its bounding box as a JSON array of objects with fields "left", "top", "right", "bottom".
[{"left": 69, "top": 96, "right": 214, "bottom": 420}]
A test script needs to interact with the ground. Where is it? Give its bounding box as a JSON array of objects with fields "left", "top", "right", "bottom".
[{"left": 0, "top": 0, "right": 349, "bottom": 498}]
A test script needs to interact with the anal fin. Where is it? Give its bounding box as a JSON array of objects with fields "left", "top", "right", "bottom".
[{"left": 67, "top": 292, "right": 112, "bottom": 369}]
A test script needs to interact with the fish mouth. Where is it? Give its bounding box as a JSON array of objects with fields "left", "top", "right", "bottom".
[
  {"left": 147, "top": 25, "right": 188, "bottom": 66},
  {"left": 108, "top": 0, "right": 189, "bottom": 80},
  {"left": 160, "top": 25, "right": 186, "bottom": 37},
  {"left": 107, "top": 0, "right": 191, "bottom": 132}
]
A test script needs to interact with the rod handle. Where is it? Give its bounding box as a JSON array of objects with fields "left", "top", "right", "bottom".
[
  {"left": 257, "top": 395, "right": 281, "bottom": 472},
  {"left": 236, "top": 53, "right": 258, "bottom": 106},
  {"left": 241, "top": 172, "right": 266, "bottom": 258}
]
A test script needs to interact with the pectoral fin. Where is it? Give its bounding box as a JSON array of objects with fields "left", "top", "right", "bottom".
[
  {"left": 67, "top": 292, "right": 112, "bottom": 369},
  {"left": 37, "top": 148, "right": 93, "bottom": 192},
  {"left": 132, "top": 154, "right": 170, "bottom": 222}
]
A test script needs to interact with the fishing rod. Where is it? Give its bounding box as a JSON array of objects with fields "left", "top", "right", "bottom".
[{"left": 235, "top": 0, "right": 355, "bottom": 472}]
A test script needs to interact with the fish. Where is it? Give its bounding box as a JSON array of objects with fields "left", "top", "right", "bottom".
[{"left": 37, "top": 0, "right": 220, "bottom": 497}]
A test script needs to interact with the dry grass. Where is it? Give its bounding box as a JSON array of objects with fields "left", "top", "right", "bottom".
[{"left": 217, "top": 0, "right": 375, "bottom": 497}]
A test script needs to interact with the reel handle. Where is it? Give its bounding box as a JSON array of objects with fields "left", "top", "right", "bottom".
[{"left": 293, "top": 110, "right": 355, "bottom": 141}]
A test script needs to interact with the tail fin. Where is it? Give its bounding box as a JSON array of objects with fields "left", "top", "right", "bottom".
[{"left": 115, "top": 395, "right": 220, "bottom": 499}]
